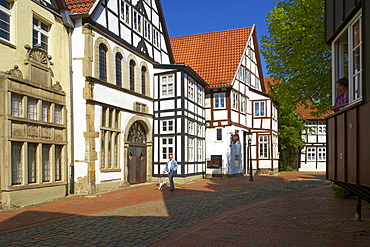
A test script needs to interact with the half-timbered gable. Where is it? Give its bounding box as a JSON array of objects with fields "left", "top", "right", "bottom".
[
  {"left": 325, "top": 0, "right": 370, "bottom": 203},
  {"left": 65, "top": 0, "right": 174, "bottom": 194},
  {"left": 153, "top": 64, "right": 207, "bottom": 183},
  {"left": 171, "top": 26, "right": 279, "bottom": 177}
]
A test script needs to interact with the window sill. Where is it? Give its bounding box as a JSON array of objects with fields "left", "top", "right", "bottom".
[
  {"left": 100, "top": 168, "right": 121, "bottom": 173},
  {"left": 0, "top": 38, "right": 16, "bottom": 49}
]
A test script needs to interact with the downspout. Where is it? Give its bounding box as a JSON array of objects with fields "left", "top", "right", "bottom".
[
  {"left": 68, "top": 27, "right": 75, "bottom": 194},
  {"left": 61, "top": 9, "right": 75, "bottom": 194}
]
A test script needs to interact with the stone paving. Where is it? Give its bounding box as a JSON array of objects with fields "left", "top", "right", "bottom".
[{"left": 0, "top": 172, "right": 370, "bottom": 246}]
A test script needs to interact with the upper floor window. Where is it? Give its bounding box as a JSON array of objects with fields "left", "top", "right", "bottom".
[
  {"left": 214, "top": 93, "right": 225, "bottom": 109},
  {"left": 27, "top": 98, "right": 37, "bottom": 120},
  {"left": 232, "top": 92, "right": 239, "bottom": 110},
  {"left": 129, "top": 60, "right": 136, "bottom": 91},
  {"left": 162, "top": 120, "right": 173, "bottom": 132},
  {"left": 254, "top": 101, "right": 265, "bottom": 117},
  {"left": 133, "top": 11, "right": 142, "bottom": 33},
  {"left": 33, "top": 17, "right": 49, "bottom": 51},
  {"left": 240, "top": 96, "right": 246, "bottom": 113},
  {"left": 153, "top": 28, "right": 159, "bottom": 47},
  {"left": 141, "top": 66, "right": 146, "bottom": 95},
  {"left": 197, "top": 89, "right": 203, "bottom": 105},
  {"left": 115, "top": 53, "right": 122, "bottom": 87},
  {"left": 120, "top": 0, "right": 130, "bottom": 24},
  {"left": 246, "top": 70, "right": 251, "bottom": 86},
  {"left": 333, "top": 13, "right": 362, "bottom": 105},
  {"left": 42, "top": 102, "right": 51, "bottom": 122},
  {"left": 216, "top": 128, "right": 222, "bottom": 141},
  {"left": 54, "top": 104, "right": 63, "bottom": 124},
  {"left": 188, "top": 78, "right": 194, "bottom": 100},
  {"left": 11, "top": 93, "right": 22, "bottom": 117},
  {"left": 99, "top": 44, "right": 107, "bottom": 81},
  {"left": 239, "top": 67, "right": 245, "bottom": 82},
  {"left": 161, "top": 74, "right": 174, "bottom": 96},
  {"left": 162, "top": 137, "right": 173, "bottom": 160},
  {"left": 144, "top": 19, "right": 151, "bottom": 40},
  {"left": 0, "top": 0, "right": 11, "bottom": 41}
]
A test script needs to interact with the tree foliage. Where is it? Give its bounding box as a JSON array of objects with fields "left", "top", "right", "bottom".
[{"left": 261, "top": 0, "right": 332, "bottom": 115}]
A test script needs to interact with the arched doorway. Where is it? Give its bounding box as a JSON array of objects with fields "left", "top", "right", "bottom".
[{"left": 127, "top": 122, "right": 147, "bottom": 184}]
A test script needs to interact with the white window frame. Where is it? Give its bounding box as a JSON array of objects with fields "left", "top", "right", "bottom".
[
  {"left": 0, "top": 0, "right": 11, "bottom": 42},
  {"left": 332, "top": 12, "right": 362, "bottom": 106},
  {"left": 307, "top": 147, "right": 316, "bottom": 161},
  {"left": 133, "top": 10, "right": 142, "bottom": 33},
  {"left": 197, "top": 140, "right": 203, "bottom": 161},
  {"left": 232, "top": 92, "right": 239, "bottom": 110},
  {"left": 161, "top": 137, "right": 174, "bottom": 161},
  {"left": 214, "top": 93, "right": 225, "bottom": 109},
  {"left": 188, "top": 137, "right": 194, "bottom": 162},
  {"left": 188, "top": 78, "right": 194, "bottom": 100},
  {"left": 318, "top": 147, "right": 326, "bottom": 161},
  {"left": 120, "top": 0, "right": 130, "bottom": 24},
  {"left": 188, "top": 121, "right": 194, "bottom": 135},
  {"left": 240, "top": 96, "right": 246, "bottom": 113},
  {"left": 33, "top": 17, "right": 49, "bottom": 51},
  {"left": 254, "top": 101, "right": 266, "bottom": 117},
  {"left": 258, "top": 135, "right": 269, "bottom": 159},
  {"left": 153, "top": 28, "right": 160, "bottom": 47},
  {"left": 161, "top": 74, "right": 174, "bottom": 96},
  {"left": 162, "top": 120, "right": 174, "bottom": 132}
]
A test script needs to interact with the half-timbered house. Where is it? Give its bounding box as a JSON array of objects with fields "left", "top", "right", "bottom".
[
  {"left": 66, "top": 0, "right": 174, "bottom": 194},
  {"left": 153, "top": 64, "right": 208, "bottom": 184},
  {"left": 0, "top": 0, "right": 72, "bottom": 207},
  {"left": 325, "top": 0, "right": 370, "bottom": 204},
  {"left": 170, "top": 26, "right": 279, "bottom": 177}
]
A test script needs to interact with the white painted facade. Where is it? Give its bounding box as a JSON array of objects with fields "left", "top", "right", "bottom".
[
  {"left": 205, "top": 26, "right": 279, "bottom": 176},
  {"left": 299, "top": 120, "right": 326, "bottom": 171},
  {"left": 153, "top": 65, "right": 207, "bottom": 179},
  {"left": 69, "top": 0, "right": 173, "bottom": 193}
]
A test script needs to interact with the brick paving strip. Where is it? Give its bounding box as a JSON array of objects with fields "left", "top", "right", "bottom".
[{"left": 0, "top": 172, "right": 369, "bottom": 246}]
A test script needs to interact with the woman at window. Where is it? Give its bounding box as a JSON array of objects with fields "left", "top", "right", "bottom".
[{"left": 332, "top": 78, "right": 348, "bottom": 112}]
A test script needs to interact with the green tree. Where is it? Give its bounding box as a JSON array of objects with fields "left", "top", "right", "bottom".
[{"left": 261, "top": 0, "right": 332, "bottom": 115}]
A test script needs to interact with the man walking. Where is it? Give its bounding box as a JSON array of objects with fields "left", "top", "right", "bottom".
[{"left": 163, "top": 154, "right": 178, "bottom": 191}]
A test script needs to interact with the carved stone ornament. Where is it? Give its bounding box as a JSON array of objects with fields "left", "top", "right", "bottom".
[
  {"left": 25, "top": 44, "right": 51, "bottom": 65},
  {"left": 27, "top": 125, "right": 39, "bottom": 138},
  {"left": 52, "top": 81, "right": 63, "bottom": 91},
  {"left": 41, "top": 127, "right": 52, "bottom": 140},
  {"left": 9, "top": 65, "right": 23, "bottom": 79},
  {"left": 128, "top": 122, "right": 147, "bottom": 144}
]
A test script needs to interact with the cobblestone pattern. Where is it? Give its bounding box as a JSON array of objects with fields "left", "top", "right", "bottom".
[{"left": 0, "top": 178, "right": 329, "bottom": 246}]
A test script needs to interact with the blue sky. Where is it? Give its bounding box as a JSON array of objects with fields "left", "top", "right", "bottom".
[{"left": 161, "top": 0, "right": 277, "bottom": 77}]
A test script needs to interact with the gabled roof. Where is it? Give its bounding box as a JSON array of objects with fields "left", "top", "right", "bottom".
[{"left": 170, "top": 27, "right": 253, "bottom": 87}]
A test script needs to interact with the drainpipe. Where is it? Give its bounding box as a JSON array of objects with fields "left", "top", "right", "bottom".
[
  {"left": 68, "top": 27, "right": 75, "bottom": 194},
  {"left": 61, "top": 9, "right": 75, "bottom": 194}
]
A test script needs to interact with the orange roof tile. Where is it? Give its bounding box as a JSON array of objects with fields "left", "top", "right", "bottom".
[
  {"left": 66, "top": 0, "right": 96, "bottom": 14},
  {"left": 170, "top": 27, "right": 252, "bottom": 87}
]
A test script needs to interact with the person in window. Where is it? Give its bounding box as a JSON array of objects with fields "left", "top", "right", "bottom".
[
  {"left": 163, "top": 154, "right": 178, "bottom": 191},
  {"left": 332, "top": 78, "right": 349, "bottom": 112}
]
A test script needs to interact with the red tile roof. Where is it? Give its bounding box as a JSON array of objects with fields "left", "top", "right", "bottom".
[
  {"left": 170, "top": 27, "right": 253, "bottom": 87},
  {"left": 66, "top": 0, "right": 96, "bottom": 14}
]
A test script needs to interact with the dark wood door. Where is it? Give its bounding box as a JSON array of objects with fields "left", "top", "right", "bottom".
[{"left": 128, "top": 145, "right": 147, "bottom": 184}]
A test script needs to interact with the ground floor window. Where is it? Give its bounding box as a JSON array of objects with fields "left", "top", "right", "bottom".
[
  {"left": 306, "top": 147, "right": 326, "bottom": 161},
  {"left": 161, "top": 137, "right": 173, "bottom": 160},
  {"left": 259, "top": 136, "right": 269, "bottom": 159},
  {"left": 100, "top": 130, "right": 120, "bottom": 169},
  {"left": 11, "top": 142, "right": 65, "bottom": 185}
]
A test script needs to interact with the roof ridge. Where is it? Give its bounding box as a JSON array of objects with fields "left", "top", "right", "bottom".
[{"left": 170, "top": 26, "right": 253, "bottom": 39}]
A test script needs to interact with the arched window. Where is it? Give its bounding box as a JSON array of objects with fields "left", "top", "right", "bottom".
[
  {"left": 141, "top": 66, "right": 146, "bottom": 95},
  {"left": 115, "top": 53, "right": 123, "bottom": 87},
  {"left": 130, "top": 60, "right": 136, "bottom": 91},
  {"left": 99, "top": 44, "right": 107, "bottom": 81}
]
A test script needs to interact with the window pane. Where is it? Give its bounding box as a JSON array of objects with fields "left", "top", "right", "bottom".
[
  {"left": 55, "top": 145, "right": 62, "bottom": 181},
  {"left": 115, "top": 53, "right": 122, "bottom": 87},
  {"left": 54, "top": 104, "right": 62, "bottom": 124},
  {"left": 27, "top": 98, "right": 37, "bottom": 120},
  {"left": 12, "top": 142, "right": 23, "bottom": 185},
  {"left": 42, "top": 102, "right": 50, "bottom": 122},
  {"left": 99, "top": 44, "right": 107, "bottom": 81},
  {"left": 11, "top": 93, "right": 22, "bottom": 117},
  {"left": 28, "top": 143, "right": 37, "bottom": 183},
  {"left": 42, "top": 145, "right": 51, "bottom": 182}
]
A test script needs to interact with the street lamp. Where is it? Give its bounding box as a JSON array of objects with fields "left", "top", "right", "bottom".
[{"left": 246, "top": 130, "right": 253, "bottom": 181}]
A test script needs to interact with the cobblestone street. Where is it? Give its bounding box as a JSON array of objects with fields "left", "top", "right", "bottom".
[{"left": 1, "top": 172, "right": 370, "bottom": 246}]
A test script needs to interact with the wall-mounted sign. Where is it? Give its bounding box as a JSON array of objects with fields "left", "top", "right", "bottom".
[{"left": 232, "top": 134, "right": 239, "bottom": 142}]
